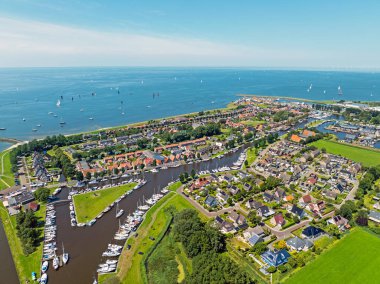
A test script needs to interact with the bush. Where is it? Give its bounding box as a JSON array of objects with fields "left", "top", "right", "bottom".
[
  {"left": 278, "top": 265, "right": 288, "bottom": 273},
  {"left": 267, "top": 266, "right": 277, "bottom": 273}
]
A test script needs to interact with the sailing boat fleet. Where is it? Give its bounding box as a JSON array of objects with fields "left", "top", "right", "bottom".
[
  {"left": 40, "top": 204, "right": 70, "bottom": 283},
  {"left": 97, "top": 188, "right": 168, "bottom": 275}
]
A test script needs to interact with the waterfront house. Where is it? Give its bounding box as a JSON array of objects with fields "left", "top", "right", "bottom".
[{"left": 261, "top": 249, "right": 291, "bottom": 267}]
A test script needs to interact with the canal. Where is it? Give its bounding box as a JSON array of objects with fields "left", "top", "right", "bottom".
[
  {"left": 48, "top": 147, "right": 246, "bottom": 284},
  {"left": 0, "top": 218, "right": 19, "bottom": 284}
]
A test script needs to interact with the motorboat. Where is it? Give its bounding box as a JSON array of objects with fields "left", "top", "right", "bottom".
[
  {"left": 41, "top": 261, "right": 49, "bottom": 273},
  {"left": 40, "top": 273, "right": 48, "bottom": 284}
]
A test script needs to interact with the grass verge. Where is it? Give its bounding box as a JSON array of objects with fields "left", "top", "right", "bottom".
[{"left": 0, "top": 203, "right": 46, "bottom": 283}]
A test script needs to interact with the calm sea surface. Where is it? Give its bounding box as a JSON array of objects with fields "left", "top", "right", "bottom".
[{"left": 0, "top": 67, "right": 379, "bottom": 150}]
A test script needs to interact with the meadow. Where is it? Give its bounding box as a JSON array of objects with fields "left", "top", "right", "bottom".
[
  {"left": 311, "top": 140, "right": 380, "bottom": 167},
  {"left": 285, "top": 228, "right": 380, "bottom": 284}
]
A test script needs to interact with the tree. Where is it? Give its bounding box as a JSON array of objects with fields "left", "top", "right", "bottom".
[
  {"left": 244, "top": 160, "right": 249, "bottom": 168},
  {"left": 33, "top": 187, "right": 50, "bottom": 202},
  {"left": 267, "top": 266, "right": 277, "bottom": 273},
  {"left": 356, "top": 210, "right": 368, "bottom": 226},
  {"left": 278, "top": 265, "right": 287, "bottom": 273},
  {"left": 85, "top": 172, "right": 92, "bottom": 180},
  {"left": 191, "top": 169, "right": 196, "bottom": 179},
  {"left": 252, "top": 242, "right": 267, "bottom": 255}
]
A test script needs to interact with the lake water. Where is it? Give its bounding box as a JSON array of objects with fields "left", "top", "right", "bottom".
[{"left": 0, "top": 68, "right": 379, "bottom": 143}]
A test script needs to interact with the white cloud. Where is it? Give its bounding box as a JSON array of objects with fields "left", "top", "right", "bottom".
[{"left": 0, "top": 17, "right": 265, "bottom": 67}]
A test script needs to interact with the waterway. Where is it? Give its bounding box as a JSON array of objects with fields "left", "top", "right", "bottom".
[
  {"left": 48, "top": 147, "right": 245, "bottom": 284},
  {"left": 0, "top": 219, "right": 19, "bottom": 284}
]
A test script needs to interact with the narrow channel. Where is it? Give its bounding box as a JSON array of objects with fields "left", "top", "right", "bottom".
[{"left": 0, "top": 218, "right": 19, "bottom": 284}]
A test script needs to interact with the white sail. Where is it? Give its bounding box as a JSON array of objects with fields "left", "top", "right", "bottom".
[{"left": 56, "top": 99, "right": 61, "bottom": 107}]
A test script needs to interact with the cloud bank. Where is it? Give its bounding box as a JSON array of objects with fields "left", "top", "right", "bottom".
[{"left": 0, "top": 17, "right": 310, "bottom": 67}]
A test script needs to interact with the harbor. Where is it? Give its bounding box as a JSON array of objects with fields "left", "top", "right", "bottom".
[{"left": 46, "top": 146, "right": 246, "bottom": 284}]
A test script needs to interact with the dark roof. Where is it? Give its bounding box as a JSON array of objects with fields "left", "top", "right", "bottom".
[
  {"left": 291, "top": 205, "right": 304, "bottom": 217},
  {"left": 302, "top": 226, "right": 324, "bottom": 238},
  {"left": 261, "top": 249, "right": 290, "bottom": 267}
]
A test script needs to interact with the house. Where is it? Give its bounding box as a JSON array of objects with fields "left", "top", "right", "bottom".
[
  {"left": 290, "top": 134, "right": 302, "bottom": 143},
  {"left": 263, "top": 191, "right": 275, "bottom": 202},
  {"left": 243, "top": 226, "right": 265, "bottom": 238},
  {"left": 290, "top": 204, "right": 306, "bottom": 219},
  {"left": 243, "top": 183, "right": 252, "bottom": 191},
  {"left": 216, "top": 190, "right": 230, "bottom": 204},
  {"left": 228, "top": 186, "right": 241, "bottom": 196},
  {"left": 302, "top": 226, "right": 325, "bottom": 239},
  {"left": 328, "top": 215, "right": 349, "bottom": 230},
  {"left": 274, "top": 188, "right": 286, "bottom": 202},
  {"left": 286, "top": 237, "right": 313, "bottom": 251},
  {"left": 368, "top": 210, "right": 380, "bottom": 223},
  {"left": 323, "top": 190, "right": 338, "bottom": 200},
  {"left": 246, "top": 199, "right": 263, "bottom": 210},
  {"left": 301, "top": 195, "right": 312, "bottom": 204},
  {"left": 204, "top": 196, "right": 218, "bottom": 208},
  {"left": 27, "top": 202, "right": 40, "bottom": 212},
  {"left": 248, "top": 234, "right": 264, "bottom": 246},
  {"left": 228, "top": 211, "right": 247, "bottom": 226},
  {"left": 261, "top": 249, "right": 291, "bottom": 267},
  {"left": 271, "top": 213, "right": 285, "bottom": 227},
  {"left": 257, "top": 205, "right": 275, "bottom": 218},
  {"left": 302, "top": 129, "right": 316, "bottom": 137}
]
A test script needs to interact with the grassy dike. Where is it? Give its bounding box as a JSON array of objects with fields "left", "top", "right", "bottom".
[
  {"left": 99, "top": 191, "right": 205, "bottom": 284},
  {"left": 0, "top": 150, "right": 15, "bottom": 190},
  {"left": 0, "top": 203, "right": 47, "bottom": 283}
]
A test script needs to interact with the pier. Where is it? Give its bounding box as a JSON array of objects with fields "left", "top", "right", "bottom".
[{"left": 0, "top": 137, "right": 23, "bottom": 145}]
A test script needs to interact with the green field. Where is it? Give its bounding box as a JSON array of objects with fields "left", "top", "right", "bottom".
[
  {"left": 243, "top": 147, "right": 257, "bottom": 169},
  {"left": 311, "top": 140, "right": 380, "bottom": 167},
  {"left": 241, "top": 120, "right": 267, "bottom": 127},
  {"left": 73, "top": 183, "right": 136, "bottom": 223},
  {"left": 285, "top": 228, "right": 380, "bottom": 284},
  {"left": 0, "top": 150, "right": 15, "bottom": 190},
  {"left": 0, "top": 203, "right": 46, "bottom": 283}
]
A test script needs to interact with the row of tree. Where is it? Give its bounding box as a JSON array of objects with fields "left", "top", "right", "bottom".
[{"left": 15, "top": 210, "right": 41, "bottom": 255}]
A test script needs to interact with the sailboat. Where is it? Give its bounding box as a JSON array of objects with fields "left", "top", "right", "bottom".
[
  {"left": 62, "top": 243, "right": 69, "bottom": 264},
  {"left": 56, "top": 99, "right": 61, "bottom": 107},
  {"left": 116, "top": 202, "right": 124, "bottom": 218},
  {"left": 53, "top": 254, "right": 59, "bottom": 270},
  {"left": 338, "top": 85, "right": 343, "bottom": 96},
  {"left": 40, "top": 273, "right": 48, "bottom": 284}
]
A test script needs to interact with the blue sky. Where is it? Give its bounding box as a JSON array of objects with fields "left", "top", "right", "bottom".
[{"left": 0, "top": 0, "right": 379, "bottom": 68}]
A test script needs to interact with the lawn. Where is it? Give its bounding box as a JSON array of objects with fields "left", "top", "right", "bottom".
[
  {"left": 311, "top": 139, "right": 380, "bottom": 167},
  {"left": 167, "top": 181, "right": 182, "bottom": 192},
  {"left": 243, "top": 147, "right": 257, "bottom": 169},
  {"left": 285, "top": 228, "right": 380, "bottom": 284},
  {"left": 0, "top": 203, "right": 47, "bottom": 283},
  {"left": 0, "top": 150, "right": 15, "bottom": 190},
  {"left": 100, "top": 192, "right": 205, "bottom": 284},
  {"left": 73, "top": 183, "right": 136, "bottom": 223},
  {"left": 241, "top": 120, "right": 267, "bottom": 127}
]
